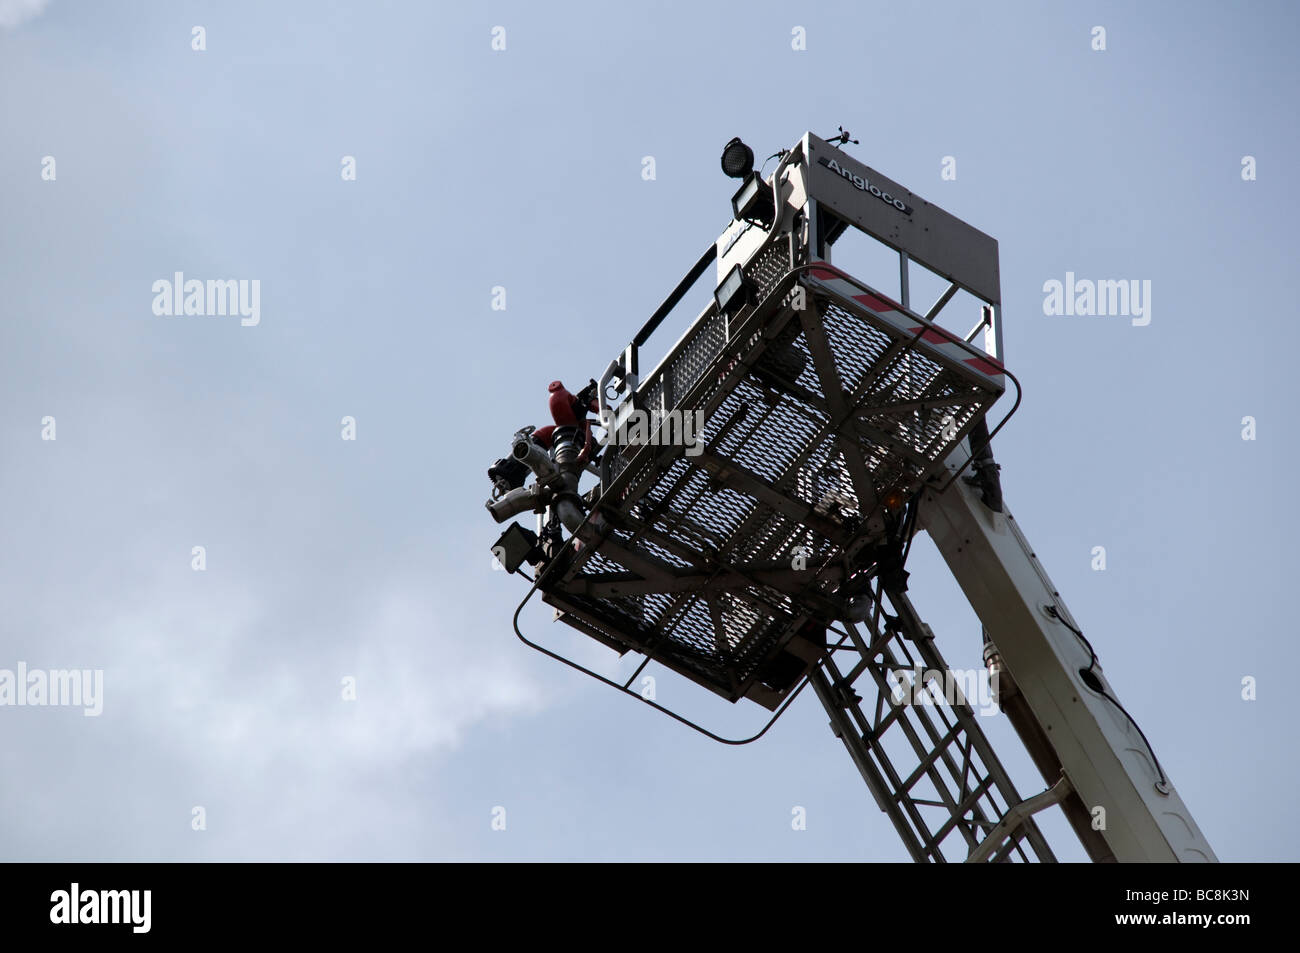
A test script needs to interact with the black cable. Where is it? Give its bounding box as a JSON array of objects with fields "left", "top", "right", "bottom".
[
  {"left": 758, "top": 150, "right": 786, "bottom": 178},
  {"left": 1045, "top": 605, "right": 1168, "bottom": 789},
  {"left": 1046, "top": 604, "right": 1098, "bottom": 673}
]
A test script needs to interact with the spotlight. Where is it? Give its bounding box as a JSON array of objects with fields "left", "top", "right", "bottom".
[
  {"left": 714, "top": 263, "right": 753, "bottom": 316},
  {"left": 731, "top": 172, "right": 775, "bottom": 228},
  {"left": 720, "top": 137, "right": 754, "bottom": 179},
  {"left": 492, "top": 522, "right": 542, "bottom": 574}
]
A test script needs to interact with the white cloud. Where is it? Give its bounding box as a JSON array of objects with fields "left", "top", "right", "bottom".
[
  {"left": 95, "top": 572, "right": 552, "bottom": 772},
  {"left": 0, "top": 0, "right": 50, "bottom": 30}
]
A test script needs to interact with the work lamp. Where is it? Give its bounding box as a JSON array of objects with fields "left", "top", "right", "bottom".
[
  {"left": 720, "top": 137, "right": 754, "bottom": 178},
  {"left": 732, "top": 172, "right": 775, "bottom": 227},
  {"left": 714, "top": 263, "right": 752, "bottom": 316}
]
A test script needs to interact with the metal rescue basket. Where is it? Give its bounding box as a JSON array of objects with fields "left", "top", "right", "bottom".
[{"left": 510, "top": 134, "right": 1008, "bottom": 711}]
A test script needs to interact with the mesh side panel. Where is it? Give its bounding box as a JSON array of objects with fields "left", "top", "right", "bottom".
[
  {"left": 790, "top": 434, "right": 859, "bottom": 516},
  {"left": 820, "top": 296, "right": 992, "bottom": 488},
  {"left": 749, "top": 238, "right": 791, "bottom": 301},
  {"left": 709, "top": 376, "right": 829, "bottom": 485},
  {"left": 669, "top": 311, "right": 726, "bottom": 407},
  {"left": 646, "top": 461, "right": 755, "bottom": 555},
  {"left": 752, "top": 320, "right": 824, "bottom": 401},
  {"left": 639, "top": 379, "right": 664, "bottom": 415},
  {"left": 820, "top": 296, "right": 899, "bottom": 393},
  {"left": 544, "top": 273, "right": 1003, "bottom": 705},
  {"left": 639, "top": 537, "right": 693, "bottom": 570}
]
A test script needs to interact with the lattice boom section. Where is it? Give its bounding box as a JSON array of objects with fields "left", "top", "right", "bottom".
[{"left": 544, "top": 269, "right": 1004, "bottom": 707}]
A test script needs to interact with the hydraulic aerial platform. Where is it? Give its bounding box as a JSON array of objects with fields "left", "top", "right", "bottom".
[{"left": 485, "top": 132, "right": 1216, "bottom": 863}]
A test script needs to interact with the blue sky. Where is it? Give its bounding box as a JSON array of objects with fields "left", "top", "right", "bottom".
[{"left": 1, "top": 0, "right": 1297, "bottom": 861}]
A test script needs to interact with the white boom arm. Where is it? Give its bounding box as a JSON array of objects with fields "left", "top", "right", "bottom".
[{"left": 919, "top": 449, "right": 1217, "bottom": 862}]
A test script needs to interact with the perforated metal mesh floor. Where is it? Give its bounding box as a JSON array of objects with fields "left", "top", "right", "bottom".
[{"left": 541, "top": 253, "right": 1004, "bottom": 708}]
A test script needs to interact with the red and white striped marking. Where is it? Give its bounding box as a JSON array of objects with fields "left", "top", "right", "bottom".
[{"left": 804, "top": 262, "right": 1004, "bottom": 384}]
